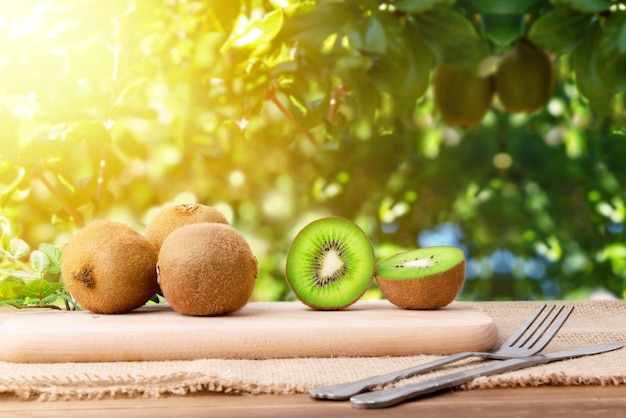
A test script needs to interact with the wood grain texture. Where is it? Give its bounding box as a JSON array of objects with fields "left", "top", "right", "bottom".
[
  {"left": 1, "top": 386, "right": 624, "bottom": 418},
  {"left": 0, "top": 300, "right": 496, "bottom": 363}
]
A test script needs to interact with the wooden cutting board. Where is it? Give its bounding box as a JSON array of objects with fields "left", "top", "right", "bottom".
[{"left": 0, "top": 300, "right": 497, "bottom": 363}]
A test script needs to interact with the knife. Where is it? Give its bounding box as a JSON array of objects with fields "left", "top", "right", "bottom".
[{"left": 350, "top": 343, "right": 624, "bottom": 409}]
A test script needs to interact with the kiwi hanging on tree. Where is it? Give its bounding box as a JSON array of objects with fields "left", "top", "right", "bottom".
[
  {"left": 433, "top": 65, "right": 495, "bottom": 129},
  {"left": 144, "top": 203, "right": 229, "bottom": 251},
  {"left": 61, "top": 220, "right": 159, "bottom": 314},
  {"left": 156, "top": 222, "right": 258, "bottom": 316},
  {"left": 495, "top": 38, "right": 554, "bottom": 114},
  {"left": 375, "top": 246, "right": 466, "bottom": 310},
  {"left": 285, "top": 217, "right": 376, "bottom": 310}
]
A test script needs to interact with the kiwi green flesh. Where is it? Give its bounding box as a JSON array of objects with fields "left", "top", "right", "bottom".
[
  {"left": 376, "top": 246, "right": 465, "bottom": 280},
  {"left": 285, "top": 217, "right": 375, "bottom": 310}
]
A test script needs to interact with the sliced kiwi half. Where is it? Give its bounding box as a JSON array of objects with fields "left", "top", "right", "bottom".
[
  {"left": 375, "top": 246, "right": 466, "bottom": 310},
  {"left": 285, "top": 217, "right": 375, "bottom": 310}
]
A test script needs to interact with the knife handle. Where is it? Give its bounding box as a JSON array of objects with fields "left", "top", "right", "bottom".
[
  {"left": 308, "top": 352, "right": 475, "bottom": 400},
  {"left": 350, "top": 356, "right": 547, "bottom": 409}
]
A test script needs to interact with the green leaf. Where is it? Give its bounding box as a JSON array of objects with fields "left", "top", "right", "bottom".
[
  {"left": 277, "top": 1, "right": 353, "bottom": 46},
  {"left": 0, "top": 280, "right": 23, "bottom": 299},
  {"left": 0, "top": 277, "right": 25, "bottom": 285},
  {"left": 1, "top": 268, "right": 39, "bottom": 280},
  {"left": 551, "top": 0, "right": 612, "bottom": 13},
  {"left": 413, "top": 7, "right": 491, "bottom": 72},
  {"left": 9, "top": 238, "right": 29, "bottom": 258},
  {"left": 480, "top": 14, "right": 525, "bottom": 46},
  {"left": 221, "top": 10, "right": 284, "bottom": 55},
  {"left": 38, "top": 243, "right": 63, "bottom": 274},
  {"left": 20, "top": 279, "right": 64, "bottom": 299},
  {"left": 528, "top": 7, "right": 592, "bottom": 54},
  {"left": 394, "top": 0, "right": 455, "bottom": 13},
  {"left": 42, "top": 293, "right": 60, "bottom": 304},
  {"left": 346, "top": 15, "right": 388, "bottom": 54},
  {"left": 459, "top": 0, "right": 544, "bottom": 14},
  {"left": 30, "top": 250, "right": 50, "bottom": 274},
  {"left": 572, "top": 19, "right": 626, "bottom": 110},
  {"left": 604, "top": 11, "right": 626, "bottom": 55},
  {"left": 369, "top": 19, "right": 433, "bottom": 102}
]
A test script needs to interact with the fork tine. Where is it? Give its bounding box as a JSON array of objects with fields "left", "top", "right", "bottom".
[
  {"left": 503, "top": 305, "right": 574, "bottom": 352},
  {"left": 526, "top": 305, "right": 574, "bottom": 352},
  {"left": 515, "top": 305, "right": 561, "bottom": 348},
  {"left": 502, "top": 304, "right": 548, "bottom": 347}
]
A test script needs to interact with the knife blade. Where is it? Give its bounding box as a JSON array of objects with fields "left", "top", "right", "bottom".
[{"left": 350, "top": 343, "right": 624, "bottom": 409}]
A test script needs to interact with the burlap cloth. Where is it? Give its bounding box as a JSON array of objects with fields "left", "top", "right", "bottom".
[{"left": 0, "top": 300, "right": 624, "bottom": 401}]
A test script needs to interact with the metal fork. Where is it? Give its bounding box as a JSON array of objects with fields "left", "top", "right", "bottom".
[{"left": 309, "top": 304, "right": 574, "bottom": 400}]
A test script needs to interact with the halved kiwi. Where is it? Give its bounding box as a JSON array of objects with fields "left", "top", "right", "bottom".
[
  {"left": 375, "top": 246, "right": 466, "bottom": 310},
  {"left": 285, "top": 217, "right": 375, "bottom": 310}
]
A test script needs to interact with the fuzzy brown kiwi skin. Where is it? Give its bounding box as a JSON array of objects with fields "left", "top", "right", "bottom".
[
  {"left": 376, "top": 259, "right": 466, "bottom": 310},
  {"left": 61, "top": 220, "right": 159, "bottom": 314},
  {"left": 495, "top": 38, "right": 554, "bottom": 114},
  {"left": 144, "top": 203, "right": 229, "bottom": 251},
  {"left": 156, "top": 222, "right": 258, "bottom": 316}
]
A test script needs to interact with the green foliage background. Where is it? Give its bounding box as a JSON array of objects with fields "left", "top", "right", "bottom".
[{"left": 1, "top": 0, "right": 625, "bottom": 307}]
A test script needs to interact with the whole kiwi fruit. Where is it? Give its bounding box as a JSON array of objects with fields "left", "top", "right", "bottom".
[
  {"left": 61, "top": 220, "right": 159, "bottom": 313},
  {"left": 157, "top": 222, "right": 258, "bottom": 316},
  {"left": 375, "top": 246, "right": 466, "bottom": 310},
  {"left": 285, "top": 217, "right": 376, "bottom": 310},
  {"left": 144, "top": 203, "right": 229, "bottom": 251},
  {"left": 495, "top": 38, "right": 554, "bottom": 114},
  {"left": 433, "top": 65, "right": 495, "bottom": 129}
]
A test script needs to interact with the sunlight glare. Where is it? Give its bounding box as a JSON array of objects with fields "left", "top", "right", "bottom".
[{"left": 9, "top": 16, "right": 42, "bottom": 39}]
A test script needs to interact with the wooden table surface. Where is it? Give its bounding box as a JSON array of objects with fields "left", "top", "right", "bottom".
[
  {"left": 1, "top": 385, "right": 624, "bottom": 417},
  {"left": 2, "top": 301, "right": 624, "bottom": 416}
]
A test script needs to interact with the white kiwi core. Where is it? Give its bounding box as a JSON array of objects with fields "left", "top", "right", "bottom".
[{"left": 320, "top": 249, "right": 344, "bottom": 279}]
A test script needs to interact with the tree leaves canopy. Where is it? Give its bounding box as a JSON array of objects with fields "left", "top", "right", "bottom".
[{"left": 0, "top": 0, "right": 625, "bottom": 303}]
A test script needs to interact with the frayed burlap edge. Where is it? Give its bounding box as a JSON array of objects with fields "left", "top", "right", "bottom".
[
  {"left": 0, "top": 372, "right": 310, "bottom": 402},
  {"left": 465, "top": 373, "right": 626, "bottom": 390},
  {"left": 2, "top": 371, "right": 624, "bottom": 402}
]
